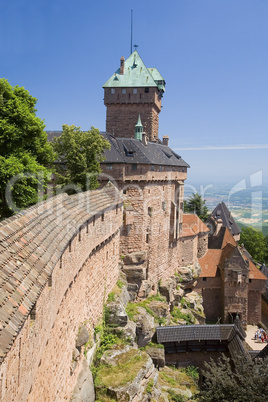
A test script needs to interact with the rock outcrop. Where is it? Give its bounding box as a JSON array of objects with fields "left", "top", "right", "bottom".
[{"left": 71, "top": 359, "right": 95, "bottom": 402}]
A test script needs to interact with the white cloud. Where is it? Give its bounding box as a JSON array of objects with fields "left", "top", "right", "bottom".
[{"left": 174, "top": 144, "right": 268, "bottom": 151}]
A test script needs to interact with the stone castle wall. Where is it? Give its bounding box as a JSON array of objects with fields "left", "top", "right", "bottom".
[
  {"left": 119, "top": 179, "right": 184, "bottom": 284},
  {"left": 105, "top": 96, "right": 160, "bottom": 141},
  {"left": 247, "top": 280, "right": 265, "bottom": 324},
  {"left": 0, "top": 189, "right": 122, "bottom": 401}
]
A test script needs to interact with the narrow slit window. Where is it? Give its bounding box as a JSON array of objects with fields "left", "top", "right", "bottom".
[
  {"left": 30, "top": 304, "right": 37, "bottom": 320},
  {"left": 48, "top": 275, "right": 52, "bottom": 288}
]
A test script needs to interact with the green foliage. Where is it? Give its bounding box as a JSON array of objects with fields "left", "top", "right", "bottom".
[
  {"left": 126, "top": 293, "right": 166, "bottom": 323},
  {"left": 182, "top": 366, "right": 199, "bottom": 382},
  {"left": 199, "top": 354, "right": 268, "bottom": 402},
  {"left": 95, "top": 349, "right": 148, "bottom": 395},
  {"left": 125, "top": 302, "right": 139, "bottom": 320},
  {"left": 141, "top": 341, "right": 164, "bottom": 351},
  {"left": 171, "top": 306, "right": 195, "bottom": 325},
  {"left": 52, "top": 124, "right": 110, "bottom": 192},
  {"left": 0, "top": 79, "right": 54, "bottom": 218},
  {"left": 145, "top": 378, "right": 154, "bottom": 395},
  {"left": 184, "top": 192, "right": 209, "bottom": 221},
  {"left": 167, "top": 389, "right": 186, "bottom": 401},
  {"left": 239, "top": 226, "right": 268, "bottom": 263},
  {"left": 107, "top": 292, "right": 116, "bottom": 302},
  {"left": 116, "top": 279, "right": 124, "bottom": 289},
  {"left": 174, "top": 273, "right": 183, "bottom": 283}
]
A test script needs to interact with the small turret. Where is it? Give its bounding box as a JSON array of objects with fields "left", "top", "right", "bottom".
[
  {"left": 120, "top": 56, "right": 125, "bottom": 75},
  {"left": 134, "top": 115, "right": 143, "bottom": 141}
]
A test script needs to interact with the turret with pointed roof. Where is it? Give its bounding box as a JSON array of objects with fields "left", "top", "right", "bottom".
[{"left": 103, "top": 50, "right": 165, "bottom": 141}]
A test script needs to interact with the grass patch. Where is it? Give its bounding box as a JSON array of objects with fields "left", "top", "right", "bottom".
[
  {"left": 125, "top": 302, "right": 139, "bottom": 320},
  {"left": 116, "top": 279, "right": 124, "bottom": 289},
  {"left": 174, "top": 273, "right": 183, "bottom": 283},
  {"left": 181, "top": 366, "right": 199, "bottom": 382},
  {"left": 126, "top": 293, "right": 168, "bottom": 324},
  {"left": 140, "top": 341, "right": 164, "bottom": 351},
  {"left": 167, "top": 389, "right": 186, "bottom": 401},
  {"left": 171, "top": 306, "right": 195, "bottom": 325},
  {"left": 146, "top": 378, "right": 154, "bottom": 395},
  {"left": 95, "top": 349, "right": 149, "bottom": 390},
  {"left": 159, "top": 366, "right": 199, "bottom": 397}
]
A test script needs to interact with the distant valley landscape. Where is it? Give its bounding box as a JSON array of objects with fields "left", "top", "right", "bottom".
[{"left": 185, "top": 182, "right": 268, "bottom": 235}]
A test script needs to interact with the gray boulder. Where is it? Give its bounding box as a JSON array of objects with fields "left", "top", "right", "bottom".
[
  {"left": 114, "top": 320, "right": 137, "bottom": 345},
  {"left": 106, "top": 300, "right": 128, "bottom": 327},
  {"left": 123, "top": 250, "right": 147, "bottom": 265},
  {"left": 138, "top": 280, "right": 153, "bottom": 298},
  {"left": 71, "top": 359, "right": 95, "bottom": 402},
  {"left": 122, "top": 265, "right": 147, "bottom": 283},
  {"left": 135, "top": 307, "right": 155, "bottom": 347},
  {"left": 176, "top": 267, "right": 193, "bottom": 283},
  {"left": 96, "top": 350, "right": 156, "bottom": 401},
  {"left": 159, "top": 279, "right": 175, "bottom": 303},
  {"left": 146, "top": 346, "right": 165, "bottom": 368},
  {"left": 76, "top": 325, "right": 89, "bottom": 348}
]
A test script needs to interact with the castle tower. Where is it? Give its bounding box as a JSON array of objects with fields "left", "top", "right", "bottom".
[{"left": 103, "top": 50, "right": 165, "bottom": 141}]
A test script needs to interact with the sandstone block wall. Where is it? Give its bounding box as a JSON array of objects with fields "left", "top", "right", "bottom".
[
  {"left": 197, "top": 234, "right": 208, "bottom": 259},
  {"left": 179, "top": 236, "right": 198, "bottom": 266},
  {"left": 106, "top": 103, "right": 159, "bottom": 141},
  {"left": 119, "top": 179, "right": 184, "bottom": 285},
  {"left": 0, "top": 200, "right": 122, "bottom": 401}
]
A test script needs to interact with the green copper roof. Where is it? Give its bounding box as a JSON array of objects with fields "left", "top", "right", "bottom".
[{"left": 103, "top": 50, "right": 165, "bottom": 91}]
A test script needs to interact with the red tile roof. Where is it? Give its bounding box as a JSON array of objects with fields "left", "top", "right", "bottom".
[
  {"left": 242, "top": 252, "right": 267, "bottom": 280},
  {"left": 199, "top": 249, "right": 222, "bottom": 277},
  {"left": 181, "top": 214, "right": 210, "bottom": 238}
]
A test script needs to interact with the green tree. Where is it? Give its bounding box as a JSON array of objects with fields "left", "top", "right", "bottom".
[
  {"left": 52, "top": 124, "right": 110, "bottom": 192},
  {"left": 239, "top": 226, "right": 268, "bottom": 263},
  {"left": 199, "top": 354, "right": 268, "bottom": 402},
  {"left": 184, "top": 192, "right": 209, "bottom": 221},
  {"left": 0, "top": 78, "right": 54, "bottom": 219}
]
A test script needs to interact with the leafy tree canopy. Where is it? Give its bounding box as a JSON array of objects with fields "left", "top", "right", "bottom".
[
  {"left": 0, "top": 79, "right": 54, "bottom": 219},
  {"left": 184, "top": 192, "right": 209, "bottom": 221},
  {"left": 199, "top": 354, "right": 268, "bottom": 402},
  {"left": 239, "top": 226, "right": 268, "bottom": 264},
  {"left": 52, "top": 124, "right": 110, "bottom": 192}
]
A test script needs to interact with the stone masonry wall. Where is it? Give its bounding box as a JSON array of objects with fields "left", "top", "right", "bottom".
[
  {"left": 0, "top": 205, "right": 122, "bottom": 401},
  {"left": 120, "top": 180, "right": 184, "bottom": 284},
  {"left": 179, "top": 236, "right": 198, "bottom": 266},
  {"left": 197, "top": 234, "right": 208, "bottom": 259},
  {"left": 106, "top": 103, "right": 159, "bottom": 141}
]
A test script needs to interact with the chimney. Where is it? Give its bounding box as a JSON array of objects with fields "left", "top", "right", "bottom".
[
  {"left": 215, "top": 218, "right": 223, "bottom": 236},
  {"left": 142, "top": 132, "right": 148, "bottom": 146},
  {"left": 120, "top": 56, "right": 125, "bottom": 75},
  {"left": 162, "top": 135, "right": 169, "bottom": 146}
]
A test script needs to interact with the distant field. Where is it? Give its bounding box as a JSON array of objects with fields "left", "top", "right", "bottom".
[{"left": 184, "top": 183, "right": 268, "bottom": 235}]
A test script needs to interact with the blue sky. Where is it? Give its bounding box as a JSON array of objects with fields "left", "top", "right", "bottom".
[{"left": 1, "top": 0, "right": 268, "bottom": 186}]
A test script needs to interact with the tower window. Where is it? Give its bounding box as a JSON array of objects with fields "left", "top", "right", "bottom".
[
  {"left": 145, "top": 87, "right": 149, "bottom": 93},
  {"left": 111, "top": 88, "right": 115, "bottom": 94},
  {"left": 133, "top": 88, "right": 137, "bottom": 94},
  {"left": 122, "top": 88, "right": 126, "bottom": 94}
]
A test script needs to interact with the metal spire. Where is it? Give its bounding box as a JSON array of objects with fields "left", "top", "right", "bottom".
[{"left": 130, "top": 10, "right": 133, "bottom": 54}]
